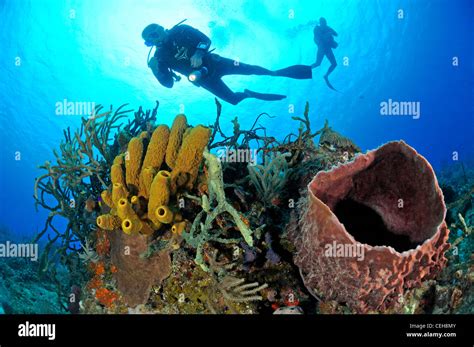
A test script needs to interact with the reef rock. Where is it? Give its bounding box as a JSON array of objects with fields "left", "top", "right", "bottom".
[
  {"left": 109, "top": 231, "right": 171, "bottom": 307},
  {"left": 290, "top": 141, "right": 450, "bottom": 313}
]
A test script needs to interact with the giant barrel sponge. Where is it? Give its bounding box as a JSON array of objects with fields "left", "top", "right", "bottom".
[
  {"left": 96, "top": 114, "right": 211, "bottom": 235},
  {"left": 289, "top": 141, "right": 450, "bottom": 313}
]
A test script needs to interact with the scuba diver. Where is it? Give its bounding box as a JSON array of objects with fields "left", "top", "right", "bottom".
[
  {"left": 311, "top": 17, "right": 338, "bottom": 91},
  {"left": 142, "top": 21, "right": 313, "bottom": 105}
]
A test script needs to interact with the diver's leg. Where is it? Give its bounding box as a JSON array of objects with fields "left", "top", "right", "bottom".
[
  {"left": 325, "top": 49, "right": 337, "bottom": 77},
  {"left": 311, "top": 48, "right": 325, "bottom": 68},
  {"left": 323, "top": 49, "right": 338, "bottom": 91},
  {"left": 214, "top": 55, "right": 310, "bottom": 79},
  {"left": 199, "top": 77, "right": 249, "bottom": 105},
  {"left": 199, "top": 77, "right": 248, "bottom": 105},
  {"left": 215, "top": 56, "right": 274, "bottom": 76},
  {"left": 199, "top": 77, "right": 286, "bottom": 104},
  {"left": 243, "top": 89, "right": 286, "bottom": 101}
]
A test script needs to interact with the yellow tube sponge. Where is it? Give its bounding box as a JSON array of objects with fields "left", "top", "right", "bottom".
[
  {"left": 139, "top": 166, "right": 157, "bottom": 199},
  {"left": 142, "top": 125, "right": 170, "bottom": 169},
  {"left": 172, "top": 221, "right": 187, "bottom": 235},
  {"left": 165, "top": 115, "right": 188, "bottom": 169},
  {"left": 112, "top": 183, "right": 128, "bottom": 206},
  {"left": 148, "top": 170, "right": 171, "bottom": 226},
  {"left": 155, "top": 205, "right": 174, "bottom": 224},
  {"left": 121, "top": 218, "right": 142, "bottom": 235},
  {"left": 125, "top": 137, "right": 144, "bottom": 190},
  {"left": 139, "top": 167, "right": 157, "bottom": 199},
  {"left": 96, "top": 214, "right": 121, "bottom": 231},
  {"left": 111, "top": 163, "right": 126, "bottom": 188},
  {"left": 171, "top": 125, "right": 211, "bottom": 192},
  {"left": 113, "top": 154, "right": 125, "bottom": 166},
  {"left": 100, "top": 189, "right": 113, "bottom": 208},
  {"left": 116, "top": 198, "right": 140, "bottom": 222},
  {"left": 139, "top": 131, "right": 149, "bottom": 140}
]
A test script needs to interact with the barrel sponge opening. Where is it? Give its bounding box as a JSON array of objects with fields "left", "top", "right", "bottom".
[
  {"left": 290, "top": 141, "right": 450, "bottom": 313},
  {"left": 309, "top": 141, "right": 445, "bottom": 243}
]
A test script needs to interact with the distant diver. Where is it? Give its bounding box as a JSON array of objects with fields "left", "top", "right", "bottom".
[
  {"left": 311, "top": 17, "right": 338, "bottom": 91},
  {"left": 142, "top": 21, "right": 313, "bottom": 105}
]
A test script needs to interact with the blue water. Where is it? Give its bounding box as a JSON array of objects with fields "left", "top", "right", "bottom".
[{"left": 0, "top": 0, "right": 473, "bottom": 237}]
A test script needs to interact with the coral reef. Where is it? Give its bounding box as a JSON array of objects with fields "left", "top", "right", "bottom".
[
  {"left": 31, "top": 99, "right": 472, "bottom": 315},
  {"left": 151, "top": 249, "right": 268, "bottom": 314},
  {"left": 290, "top": 141, "right": 450, "bottom": 313}
]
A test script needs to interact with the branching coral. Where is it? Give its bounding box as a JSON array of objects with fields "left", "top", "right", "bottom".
[
  {"left": 261, "top": 102, "right": 320, "bottom": 166},
  {"left": 182, "top": 149, "right": 264, "bottom": 271},
  {"left": 209, "top": 99, "right": 275, "bottom": 152},
  {"left": 78, "top": 238, "right": 99, "bottom": 264},
  {"left": 206, "top": 249, "right": 268, "bottom": 306}
]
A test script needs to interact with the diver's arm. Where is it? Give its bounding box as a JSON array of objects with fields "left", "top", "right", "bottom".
[
  {"left": 148, "top": 57, "right": 174, "bottom": 88},
  {"left": 329, "top": 27, "right": 338, "bottom": 36},
  {"left": 189, "top": 26, "right": 212, "bottom": 52}
]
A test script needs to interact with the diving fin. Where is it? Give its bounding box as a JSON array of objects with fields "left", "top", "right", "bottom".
[
  {"left": 244, "top": 89, "right": 286, "bottom": 101},
  {"left": 324, "top": 75, "right": 338, "bottom": 91},
  {"left": 273, "top": 65, "right": 313, "bottom": 79}
]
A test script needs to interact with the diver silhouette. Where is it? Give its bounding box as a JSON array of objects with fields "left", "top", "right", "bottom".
[
  {"left": 311, "top": 17, "right": 338, "bottom": 91},
  {"left": 142, "top": 22, "right": 313, "bottom": 105}
]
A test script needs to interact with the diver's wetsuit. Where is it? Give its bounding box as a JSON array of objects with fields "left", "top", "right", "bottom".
[
  {"left": 152, "top": 24, "right": 312, "bottom": 105},
  {"left": 313, "top": 25, "right": 338, "bottom": 76}
]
